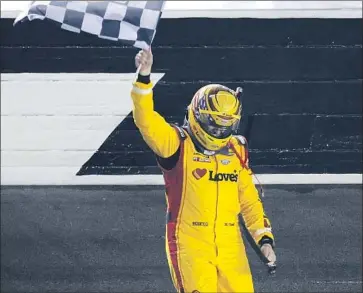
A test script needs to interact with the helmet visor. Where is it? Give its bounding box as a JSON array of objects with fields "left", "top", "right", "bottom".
[
  {"left": 202, "top": 124, "right": 233, "bottom": 138},
  {"left": 196, "top": 109, "right": 241, "bottom": 139}
]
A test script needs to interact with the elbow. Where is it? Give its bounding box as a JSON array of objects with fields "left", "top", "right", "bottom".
[{"left": 132, "top": 110, "right": 141, "bottom": 129}]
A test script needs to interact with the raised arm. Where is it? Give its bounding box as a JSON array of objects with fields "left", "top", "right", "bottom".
[{"left": 130, "top": 49, "right": 180, "bottom": 158}]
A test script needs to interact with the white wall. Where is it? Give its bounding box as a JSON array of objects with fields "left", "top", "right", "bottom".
[{"left": 1, "top": 73, "right": 165, "bottom": 185}]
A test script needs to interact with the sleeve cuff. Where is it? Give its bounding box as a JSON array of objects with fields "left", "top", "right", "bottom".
[
  {"left": 137, "top": 74, "right": 151, "bottom": 84},
  {"left": 258, "top": 236, "right": 275, "bottom": 248}
]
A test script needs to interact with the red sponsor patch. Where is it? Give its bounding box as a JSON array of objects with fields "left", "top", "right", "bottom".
[{"left": 192, "top": 168, "right": 207, "bottom": 180}]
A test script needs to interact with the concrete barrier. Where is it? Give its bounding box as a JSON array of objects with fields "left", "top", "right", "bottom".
[
  {"left": 1, "top": 1, "right": 362, "bottom": 185},
  {"left": 1, "top": 73, "right": 165, "bottom": 184}
]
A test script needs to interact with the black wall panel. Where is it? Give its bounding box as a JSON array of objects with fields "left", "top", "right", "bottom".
[
  {"left": 1, "top": 17, "right": 362, "bottom": 174},
  {"left": 152, "top": 82, "right": 362, "bottom": 116},
  {"left": 311, "top": 116, "right": 362, "bottom": 151},
  {"left": 1, "top": 47, "right": 361, "bottom": 81},
  {"left": 1, "top": 18, "right": 362, "bottom": 46}
]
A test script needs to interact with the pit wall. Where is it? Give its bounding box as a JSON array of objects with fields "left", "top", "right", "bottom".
[{"left": 1, "top": 1, "right": 362, "bottom": 184}]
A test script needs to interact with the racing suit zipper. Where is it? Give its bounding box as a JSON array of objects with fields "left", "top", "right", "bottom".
[{"left": 213, "top": 156, "right": 219, "bottom": 257}]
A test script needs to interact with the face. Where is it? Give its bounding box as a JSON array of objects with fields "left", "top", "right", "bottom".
[{"left": 202, "top": 124, "right": 233, "bottom": 139}]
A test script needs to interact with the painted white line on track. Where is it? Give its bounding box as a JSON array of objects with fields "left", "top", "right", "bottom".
[{"left": 311, "top": 280, "right": 362, "bottom": 284}]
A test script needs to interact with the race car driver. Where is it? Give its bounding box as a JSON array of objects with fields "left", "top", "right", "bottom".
[{"left": 131, "top": 49, "right": 276, "bottom": 293}]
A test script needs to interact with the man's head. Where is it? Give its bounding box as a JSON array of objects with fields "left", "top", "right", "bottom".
[{"left": 185, "top": 84, "right": 243, "bottom": 152}]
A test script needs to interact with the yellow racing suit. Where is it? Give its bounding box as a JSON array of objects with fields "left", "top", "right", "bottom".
[{"left": 131, "top": 78, "right": 275, "bottom": 293}]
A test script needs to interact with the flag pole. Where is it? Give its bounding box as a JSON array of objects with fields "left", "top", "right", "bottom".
[
  {"left": 134, "top": 45, "right": 150, "bottom": 83},
  {"left": 134, "top": 64, "right": 142, "bottom": 83}
]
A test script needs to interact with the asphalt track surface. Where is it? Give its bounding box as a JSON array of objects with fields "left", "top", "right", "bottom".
[{"left": 1, "top": 185, "right": 362, "bottom": 293}]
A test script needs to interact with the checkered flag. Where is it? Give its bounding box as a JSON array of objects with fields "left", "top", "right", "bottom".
[{"left": 14, "top": 1, "right": 166, "bottom": 49}]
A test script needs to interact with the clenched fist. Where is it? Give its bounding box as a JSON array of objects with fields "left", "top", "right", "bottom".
[{"left": 135, "top": 48, "right": 153, "bottom": 76}]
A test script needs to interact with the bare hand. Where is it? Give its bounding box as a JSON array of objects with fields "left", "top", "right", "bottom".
[
  {"left": 261, "top": 243, "right": 276, "bottom": 266},
  {"left": 135, "top": 48, "right": 153, "bottom": 76}
]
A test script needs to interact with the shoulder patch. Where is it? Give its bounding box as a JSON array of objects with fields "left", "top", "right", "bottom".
[
  {"left": 234, "top": 135, "right": 247, "bottom": 146},
  {"left": 232, "top": 135, "right": 249, "bottom": 168},
  {"left": 172, "top": 124, "right": 187, "bottom": 140}
]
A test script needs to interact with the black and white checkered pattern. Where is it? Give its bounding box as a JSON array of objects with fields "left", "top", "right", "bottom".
[{"left": 14, "top": 1, "right": 165, "bottom": 49}]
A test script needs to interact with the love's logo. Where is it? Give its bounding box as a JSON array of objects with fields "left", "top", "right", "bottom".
[{"left": 192, "top": 168, "right": 207, "bottom": 180}]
